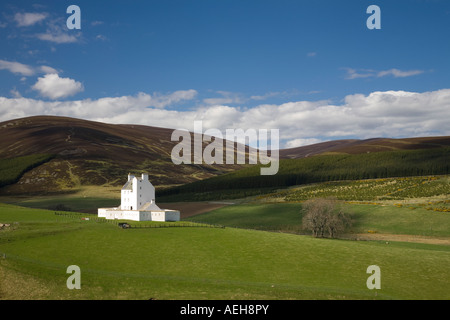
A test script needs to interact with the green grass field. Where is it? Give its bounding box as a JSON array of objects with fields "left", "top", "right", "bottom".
[
  {"left": 186, "top": 203, "right": 304, "bottom": 233},
  {"left": 1, "top": 203, "right": 449, "bottom": 300},
  {"left": 8, "top": 196, "right": 120, "bottom": 212},
  {"left": 186, "top": 202, "right": 450, "bottom": 237},
  {"left": 0, "top": 185, "right": 121, "bottom": 213}
]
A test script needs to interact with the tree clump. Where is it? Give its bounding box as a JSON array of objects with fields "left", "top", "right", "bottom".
[{"left": 302, "top": 198, "right": 352, "bottom": 238}]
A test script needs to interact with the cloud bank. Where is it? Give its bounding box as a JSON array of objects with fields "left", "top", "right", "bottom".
[{"left": 1, "top": 88, "right": 449, "bottom": 148}]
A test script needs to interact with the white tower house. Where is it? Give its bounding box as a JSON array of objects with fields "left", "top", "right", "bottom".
[{"left": 121, "top": 173, "right": 158, "bottom": 210}]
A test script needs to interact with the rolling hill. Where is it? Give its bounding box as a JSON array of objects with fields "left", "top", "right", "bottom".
[
  {"left": 0, "top": 115, "right": 449, "bottom": 197},
  {"left": 279, "top": 136, "right": 450, "bottom": 159},
  {"left": 0, "top": 115, "right": 245, "bottom": 195},
  {"left": 158, "top": 147, "right": 450, "bottom": 201}
]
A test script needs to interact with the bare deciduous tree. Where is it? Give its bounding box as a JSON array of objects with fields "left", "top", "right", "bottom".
[{"left": 301, "top": 198, "right": 352, "bottom": 238}]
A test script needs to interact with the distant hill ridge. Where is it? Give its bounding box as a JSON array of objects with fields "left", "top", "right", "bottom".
[
  {"left": 279, "top": 136, "right": 450, "bottom": 159},
  {"left": 0, "top": 115, "right": 449, "bottom": 195}
]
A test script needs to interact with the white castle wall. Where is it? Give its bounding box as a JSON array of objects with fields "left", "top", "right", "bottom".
[
  {"left": 98, "top": 173, "right": 180, "bottom": 222},
  {"left": 97, "top": 208, "right": 180, "bottom": 222},
  {"left": 121, "top": 173, "right": 157, "bottom": 210}
]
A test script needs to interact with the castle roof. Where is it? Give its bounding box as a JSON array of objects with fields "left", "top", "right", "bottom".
[{"left": 122, "top": 180, "right": 133, "bottom": 190}]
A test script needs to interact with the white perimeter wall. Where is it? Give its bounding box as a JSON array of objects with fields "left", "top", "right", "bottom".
[
  {"left": 98, "top": 208, "right": 180, "bottom": 222},
  {"left": 164, "top": 210, "right": 181, "bottom": 222}
]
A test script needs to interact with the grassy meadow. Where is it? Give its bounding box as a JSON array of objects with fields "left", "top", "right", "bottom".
[
  {"left": 0, "top": 185, "right": 121, "bottom": 213},
  {"left": 1, "top": 201, "right": 449, "bottom": 300},
  {"left": 0, "top": 173, "right": 449, "bottom": 300},
  {"left": 186, "top": 202, "right": 450, "bottom": 237}
]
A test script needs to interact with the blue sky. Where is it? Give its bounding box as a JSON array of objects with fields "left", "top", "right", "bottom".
[{"left": 1, "top": 0, "right": 450, "bottom": 148}]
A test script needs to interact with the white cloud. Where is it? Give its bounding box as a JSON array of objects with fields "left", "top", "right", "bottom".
[
  {"left": 1, "top": 89, "right": 449, "bottom": 147},
  {"left": 14, "top": 12, "right": 47, "bottom": 27},
  {"left": 12, "top": 12, "right": 80, "bottom": 44},
  {"left": 0, "top": 59, "right": 59, "bottom": 77},
  {"left": 10, "top": 89, "right": 22, "bottom": 98},
  {"left": 203, "top": 91, "right": 245, "bottom": 105},
  {"left": 250, "top": 92, "right": 281, "bottom": 101},
  {"left": 285, "top": 138, "right": 323, "bottom": 149},
  {"left": 0, "top": 92, "right": 198, "bottom": 124},
  {"left": 32, "top": 73, "right": 84, "bottom": 99},
  {"left": 344, "top": 67, "right": 424, "bottom": 80},
  {"left": 377, "top": 68, "right": 424, "bottom": 78},
  {"left": 0, "top": 89, "right": 198, "bottom": 120},
  {"left": 344, "top": 68, "right": 375, "bottom": 79},
  {"left": 36, "top": 22, "right": 80, "bottom": 44},
  {"left": 150, "top": 89, "right": 198, "bottom": 108},
  {"left": 204, "top": 90, "right": 288, "bottom": 105},
  {"left": 39, "top": 65, "right": 59, "bottom": 74},
  {"left": 95, "top": 34, "right": 108, "bottom": 41},
  {"left": 37, "top": 31, "right": 79, "bottom": 44},
  {"left": 0, "top": 60, "right": 35, "bottom": 76}
]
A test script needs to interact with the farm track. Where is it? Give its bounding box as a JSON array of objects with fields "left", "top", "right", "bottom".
[{"left": 352, "top": 233, "right": 450, "bottom": 245}]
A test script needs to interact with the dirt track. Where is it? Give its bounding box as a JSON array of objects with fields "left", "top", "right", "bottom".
[{"left": 353, "top": 233, "right": 450, "bottom": 245}]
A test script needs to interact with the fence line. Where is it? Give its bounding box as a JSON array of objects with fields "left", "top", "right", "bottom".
[
  {"left": 128, "top": 222, "right": 225, "bottom": 229},
  {"left": 51, "top": 212, "right": 306, "bottom": 233},
  {"left": 54, "top": 212, "right": 117, "bottom": 224},
  {"left": 53, "top": 212, "right": 224, "bottom": 229}
]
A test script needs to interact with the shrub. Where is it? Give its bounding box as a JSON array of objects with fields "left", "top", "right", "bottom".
[{"left": 301, "top": 198, "right": 352, "bottom": 238}]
